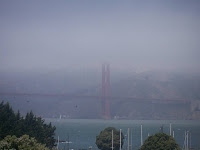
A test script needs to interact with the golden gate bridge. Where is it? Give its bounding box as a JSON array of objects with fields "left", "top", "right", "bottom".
[{"left": 0, "top": 64, "right": 191, "bottom": 119}]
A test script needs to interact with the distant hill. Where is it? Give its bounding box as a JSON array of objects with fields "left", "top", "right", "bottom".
[
  {"left": 0, "top": 70, "right": 200, "bottom": 101},
  {"left": 0, "top": 70, "right": 100, "bottom": 95},
  {"left": 1, "top": 70, "right": 200, "bottom": 119},
  {"left": 111, "top": 71, "right": 200, "bottom": 100}
]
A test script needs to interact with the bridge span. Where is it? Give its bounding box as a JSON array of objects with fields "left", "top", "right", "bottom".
[{"left": 0, "top": 92, "right": 190, "bottom": 104}]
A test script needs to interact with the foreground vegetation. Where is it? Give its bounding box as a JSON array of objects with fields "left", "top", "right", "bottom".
[
  {"left": 139, "top": 132, "right": 181, "bottom": 150},
  {"left": 1, "top": 101, "right": 182, "bottom": 150},
  {"left": 0, "top": 101, "right": 56, "bottom": 148},
  {"left": 96, "top": 127, "right": 124, "bottom": 150},
  {"left": 96, "top": 127, "right": 180, "bottom": 150},
  {"left": 0, "top": 135, "right": 50, "bottom": 150}
]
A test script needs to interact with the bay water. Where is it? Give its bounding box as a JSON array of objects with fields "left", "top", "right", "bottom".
[{"left": 45, "top": 119, "right": 200, "bottom": 150}]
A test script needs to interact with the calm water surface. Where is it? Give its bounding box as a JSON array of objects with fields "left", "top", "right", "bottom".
[{"left": 45, "top": 119, "right": 200, "bottom": 150}]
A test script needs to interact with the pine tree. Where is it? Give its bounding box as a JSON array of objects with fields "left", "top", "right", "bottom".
[{"left": 0, "top": 101, "right": 56, "bottom": 148}]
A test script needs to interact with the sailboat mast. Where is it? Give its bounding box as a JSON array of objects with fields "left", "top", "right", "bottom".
[
  {"left": 112, "top": 130, "right": 114, "bottom": 150},
  {"left": 120, "top": 129, "right": 122, "bottom": 150},
  {"left": 187, "top": 131, "right": 189, "bottom": 150},
  {"left": 128, "top": 128, "right": 129, "bottom": 150},
  {"left": 131, "top": 128, "right": 133, "bottom": 150},
  {"left": 57, "top": 136, "right": 59, "bottom": 149},
  {"left": 190, "top": 132, "right": 191, "bottom": 149},
  {"left": 141, "top": 125, "right": 143, "bottom": 147},
  {"left": 184, "top": 131, "right": 187, "bottom": 150}
]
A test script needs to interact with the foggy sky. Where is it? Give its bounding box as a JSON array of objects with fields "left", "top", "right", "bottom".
[{"left": 0, "top": 0, "right": 200, "bottom": 73}]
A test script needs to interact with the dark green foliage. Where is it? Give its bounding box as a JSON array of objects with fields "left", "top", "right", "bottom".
[
  {"left": 139, "top": 133, "right": 181, "bottom": 150},
  {"left": 0, "top": 101, "right": 56, "bottom": 148},
  {"left": 0, "top": 101, "right": 17, "bottom": 138},
  {"left": 96, "top": 127, "right": 124, "bottom": 150}
]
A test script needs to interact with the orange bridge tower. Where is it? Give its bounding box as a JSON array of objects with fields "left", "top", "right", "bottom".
[{"left": 101, "top": 63, "right": 111, "bottom": 119}]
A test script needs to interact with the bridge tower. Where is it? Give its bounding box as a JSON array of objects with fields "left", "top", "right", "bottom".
[{"left": 102, "top": 63, "right": 111, "bottom": 119}]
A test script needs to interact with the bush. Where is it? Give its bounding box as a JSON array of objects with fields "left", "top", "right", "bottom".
[
  {"left": 139, "top": 132, "right": 181, "bottom": 150},
  {"left": 96, "top": 127, "right": 124, "bottom": 150},
  {"left": 0, "top": 135, "right": 50, "bottom": 150}
]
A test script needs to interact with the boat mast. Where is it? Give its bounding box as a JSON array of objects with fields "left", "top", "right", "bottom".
[
  {"left": 67, "top": 135, "right": 69, "bottom": 150},
  {"left": 128, "top": 128, "right": 129, "bottom": 150},
  {"left": 112, "top": 130, "right": 114, "bottom": 150},
  {"left": 131, "top": 128, "right": 133, "bottom": 150},
  {"left": 183, "top": 130, "right": 189, "bottom": 150},
  {"left": 187, "top": 131, "right": 189, "bottom": 150},
  {"left": 141, "top": 125, "right": 143, "bottom": 147},
  {"left": 120, "top": 129, "right": 122, "bottom": 150},
  {"left": 57, "top": 136, "right": 59, "bottom": 149},
  {"left": 190, "top": 132, "right": 191, "bottom": 149}
]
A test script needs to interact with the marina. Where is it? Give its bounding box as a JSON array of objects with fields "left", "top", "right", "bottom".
[{"left": 46, "top": 119, "right": 200, "bottom": 150}]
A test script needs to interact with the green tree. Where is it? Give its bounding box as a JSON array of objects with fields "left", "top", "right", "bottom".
[
  {"left": 0, "top": 135, "right": 50, "bottom": 150},
  {"left": 0, "top": 101, "right": 18, "bottom": 138},
  {"left": 139, "top": 132, "right": 181, "bottom": 150},
  {"left": 22, "top": 111, "right": 56, "bottom": 148},
  {"left": 96, "top": 127, "right": 124, "bottom": 150},
  {"left": 0, "top": 101, "right": 56, "bottom": 148}
]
